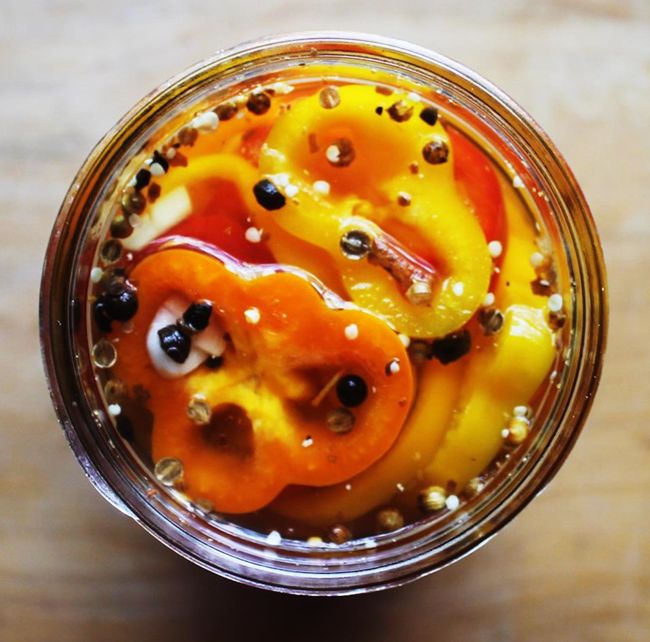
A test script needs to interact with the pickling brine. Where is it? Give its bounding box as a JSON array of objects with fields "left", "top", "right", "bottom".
[{"left": 88, "top": 72, "right": 566, "bottom": 543}]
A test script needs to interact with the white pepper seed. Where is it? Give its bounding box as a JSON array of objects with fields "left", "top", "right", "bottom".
[
  {"left": 445, "top": 495, "right": 460, "bottom": 511},
  {"left": 312, "top": 180, "right": 330, "bottom": 195},
  {"left": 154, "top": 457, "right": 184, "bottom": 487},
  {"left": 187, "top": 394, "right": 211, "bottom": 425},
  {"left": 377, "top": 508, "right": 404, "bottom": 532},
  {"left": 244, "top": 227, "right": 263, "bottom": 243},
  {"left": 327, "top": 524, "right": 352, "bottom": 545},
  {"left": 99, "top": 239, "right": 123, "bottom": 264},
  {"left": 90, "top": 267, "right": 104, "bottom": 284},
  {"left": 344, "top": 323, "right": 359, "bottom": 340},
  {"left": 319, "top": 86, "right": 340, "bottom": 109},
  {"left": 488, "top": 240, "right": 503, "bottom": 258},
  {"left": 418, "top": 485, "right": 447, "bottom": 512},
  {"left": 548, "top": 293, "right": 564, "bottom": 313},
  {"left": 92, "top": 339, "right": 118, "bottom": 369},
  {"left": 326, "top": 407, "right": 355, "bottom": 434},
  {"left": 506, "top": 416, "right": 530, "bottom": 445}
]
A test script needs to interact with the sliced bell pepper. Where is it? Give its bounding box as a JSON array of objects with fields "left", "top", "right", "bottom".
[
  {"left": 272, "top": 358, "right": 465, "bottom": 526},
  {"left": 113, "top": 248, "right": 413, "bottom": 513},
  {"left": 123, "top": 154, "right": 274, "bottom": 264},
  {"left": 254, "top": 84, "right": 491, "bottom": 339},
  {"left": 424, "top": 304, "right": 555, "bottom": 488},
  {"left": 448, "top": 126, "right": 507, "bottom": 257}
]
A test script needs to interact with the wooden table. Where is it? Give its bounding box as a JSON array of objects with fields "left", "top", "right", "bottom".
[{"left": 2, "top": 1, "right": 648, "bottom": 640}]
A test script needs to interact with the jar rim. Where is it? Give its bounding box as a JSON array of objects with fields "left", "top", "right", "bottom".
[{"left": 40, "top": 31, "right": 608, "bottom": 595}]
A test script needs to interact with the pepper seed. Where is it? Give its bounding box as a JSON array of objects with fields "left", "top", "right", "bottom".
[
  {"left": 462, "top": 477, "right": 484, "bottom": 498},
  {"left": 319, "top": 86, "right": 340, "bottom": 109},
  {"left": 253, "top": 179, "right": 286, "bottom": 210},
  {"left": 326, "top": 407, "right": 355, "bottom": 434},
  {"left": 177, "top": 127, "right": 198, "bottom": 147},
  {"left": 187, "top": 394, "right": 212, "bottom": 425},
  {"left": 340, "top": 229, "right": 371, "bottom": 260},
  {"left": 104, "top": 378, "right": 126, "bottom": 403},
  {"left": 99, "top": 239, "right": 123, "bottom": 264},
  {"left": 387, "top": 100, "right": 413, "bottom": 123},
  {"left": 548, "top": 293, "right": 564, "bottom": 313},
  {"left": 506, "top": 416, "right": 530, "bottom": 445},
  {"left": 419, "top": 106, "right": 439, "bottom": 126},
  {"left": 92, "top": 339, "right": 117, "bottom": 369},
  {"left": 478, "top": 307, "right": 505, "bottom": 335},
  {"left": 215, "top": 102, "right": 238, "bottom": 121},
  {"left": 422, "top": 139, "right": 449, "bottom": 165},
  {"left": 121, "top": 189, "right": 146, "bottom": 215},
  {"left": 376, "top": 508, "right": 404, "bottom": 532},
  {"left": 397, "top": 192, "right": 412, "bottom": 207},
  {"left": 158, "top": 324, "right": 191, "bottom": 364},
  {"left": 418, "top": 485, "right": 447, "bottom": 512},
  {"left": 327, "top": 524, "right": 352, "bottom": 545},
  {"left": 325, "top": 138, "right": 355, "bottom": 167},
  {"left": 247, "top": 91, "right": 272, "bottom": 115},
  {"left": 154, "top": 457, "right": 184, "bottom": 487},
  {"left": 133, "top": 168, "right": 151, "bottom": 190}
]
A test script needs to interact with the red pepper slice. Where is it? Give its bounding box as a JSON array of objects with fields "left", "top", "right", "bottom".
[{"left": 448, "top": 126, "right": 507, "bottom": 257}]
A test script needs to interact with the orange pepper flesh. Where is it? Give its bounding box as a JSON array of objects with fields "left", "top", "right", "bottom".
[
  {"left": 93, "top": 74, "right": 561, "bottom": 535},
  {"left": 113, "top": 248, "right": 413, "bottom": 513}
]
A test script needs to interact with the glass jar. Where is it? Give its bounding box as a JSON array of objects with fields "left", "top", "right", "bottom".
[{"left": 40, "top": 32, "right": 607, "bottom": 595}]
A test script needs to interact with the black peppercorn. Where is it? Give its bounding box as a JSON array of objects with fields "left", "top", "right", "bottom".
[
  {"left": 336, "top": 374, "right": 368, "bottom": 408},
  {"left": 103, "top": 281, "right": 139, "bottom": 322},
  {"left": 419, "top": 106, "right": 439, "bottom": 126},
  {"left": 134, "top": 168, "right": 151, "bottom": 190},
  {"left": 152, "top": 150, "right": 169, "bottom": 173},
  {"left": 429, "top": 330, "right": 471, "bottom": 364},
  {"left": 253, "top": 179, "right": 286, "bottom": 210},
  {"left": 158, "top": 324, "right": 191, "bottom": 364},
  {"left": 182, "top": 301, "right": 212, "bottom": 332}
]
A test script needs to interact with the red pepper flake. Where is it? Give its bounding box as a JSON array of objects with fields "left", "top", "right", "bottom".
[{"left": 375, "top": 85, "right": 394, "bottom": 96}]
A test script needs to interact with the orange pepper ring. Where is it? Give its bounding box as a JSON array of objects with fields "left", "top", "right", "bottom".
[{"left": 113, "top": 246, "right": 414, "bottom": 513}]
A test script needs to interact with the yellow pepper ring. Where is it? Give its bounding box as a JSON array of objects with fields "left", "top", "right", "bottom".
[{"left": 256, "top": 84, "right": 492, "bottom": 339}]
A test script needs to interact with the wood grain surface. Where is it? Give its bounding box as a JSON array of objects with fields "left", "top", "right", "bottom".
[{"left": 1, "top": 1, "right": 649, "bottom": 640}]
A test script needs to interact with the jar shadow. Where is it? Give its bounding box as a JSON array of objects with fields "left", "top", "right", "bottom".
[{"left": 155, "top": 543, "right": 491, "bottom": 642}]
